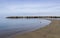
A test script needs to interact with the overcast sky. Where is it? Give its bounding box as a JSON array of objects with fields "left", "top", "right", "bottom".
[{"left": 0, "top": 0, "right": 60, "bottom": 16}]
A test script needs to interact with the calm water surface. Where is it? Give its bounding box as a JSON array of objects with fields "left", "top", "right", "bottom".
[{"left": 0, "top": 18, "right": 51, "bottom": 38}]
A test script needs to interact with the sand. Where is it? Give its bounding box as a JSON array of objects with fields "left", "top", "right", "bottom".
[{"left": 9, "top": 20, "right": 60, "bottom": 38}]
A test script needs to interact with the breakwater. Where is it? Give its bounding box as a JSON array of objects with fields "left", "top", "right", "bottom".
[{"left": 6, "top": 16, "right": 60, "bottom": 18}]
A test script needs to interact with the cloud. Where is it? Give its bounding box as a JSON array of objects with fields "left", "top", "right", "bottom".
[{"left": 0, "top": 0, "right": 60, "bottom": 16}]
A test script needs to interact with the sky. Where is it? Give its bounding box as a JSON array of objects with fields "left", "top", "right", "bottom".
[{"left": 0, "top": 0, "right": 60, "bottom": 16}]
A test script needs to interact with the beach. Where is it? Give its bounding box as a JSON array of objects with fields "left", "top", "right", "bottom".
[{"left": 9, "top": 19, "right": 60, "bottom": 38}]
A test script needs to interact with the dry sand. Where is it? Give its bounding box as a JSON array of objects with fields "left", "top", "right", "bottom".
[{"left": 10, "top": 20, "right": 60, "bottom": 38}]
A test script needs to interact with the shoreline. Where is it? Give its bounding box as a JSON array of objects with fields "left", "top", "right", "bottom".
[
  {"left": 8, "top": 20, "right": 60, "bottom": 38},
  {"left": 7, "top": 19, "right": 51, "bottom": 38}
]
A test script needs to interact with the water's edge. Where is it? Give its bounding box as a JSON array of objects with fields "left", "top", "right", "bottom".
[{"left": 7, "top": 20, "right": 51, "bottom": 38}]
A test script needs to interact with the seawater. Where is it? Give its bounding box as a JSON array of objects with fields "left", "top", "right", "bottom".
[{"left": 0, "top": 18, "right": 51, "bottom": 38}]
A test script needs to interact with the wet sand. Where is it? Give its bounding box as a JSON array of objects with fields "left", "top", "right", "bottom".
[{"left": 9, "top": 20, "right": 60, "bottom": 38}]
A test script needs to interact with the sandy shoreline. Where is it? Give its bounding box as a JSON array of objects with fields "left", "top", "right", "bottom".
[{"left": 8, "top": 20, "right": 60, "bottom": 38}]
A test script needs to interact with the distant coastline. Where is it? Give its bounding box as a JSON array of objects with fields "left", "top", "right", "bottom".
[{"left": 6, "top": 16, "right": 60, "bottom": 19}]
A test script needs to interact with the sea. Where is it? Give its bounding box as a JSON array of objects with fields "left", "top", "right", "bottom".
[{"left": 0, "top": 17, "right": 51, "bottom": 38}]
